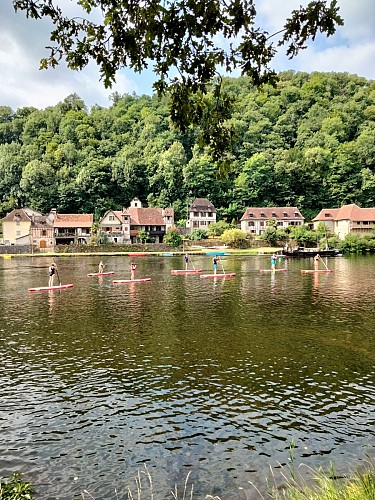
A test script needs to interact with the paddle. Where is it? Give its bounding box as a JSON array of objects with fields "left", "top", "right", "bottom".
[
  {"left": 55, "top": 267, "right": 61, "bottom": 285},
  {"left": 318, "top": 254, "right": 330, "bottom": 271},
  {"left": 219, "top": 255, "right": 225, "bottom": 274},
  {"left": 190, "top": 254, "right": 196, "bottom": 270}
]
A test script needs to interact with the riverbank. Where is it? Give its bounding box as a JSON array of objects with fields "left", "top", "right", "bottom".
[
  {"left": 1, "top": 245, "right": 280, "bottom": 258},
  {"left": 2, "top": 463, "right": 374, "bottom": 500}
]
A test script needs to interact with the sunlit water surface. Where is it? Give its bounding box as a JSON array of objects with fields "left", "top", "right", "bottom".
[{"left": 0, "top": 254, "right": 374, "bottom": 499}]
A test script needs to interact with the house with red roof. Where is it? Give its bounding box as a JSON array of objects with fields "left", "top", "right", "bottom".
[
  {"left": 240, "top": 207, "right": 304, "bottom": 235},
  {"left": 313, "top": 204, "right": 375, "bottom": 239},
  {"left": 48, "top": 209, "right": 93, "bottom": 245},
  {"left": 99, "top": 198, "right": 174, "bottom": 244}
]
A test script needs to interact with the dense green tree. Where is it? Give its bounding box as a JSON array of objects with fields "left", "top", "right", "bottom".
[
  {"left": 0, "top": 71, "right": 374, "bottom": 225},
  {"left": 12, "top": 0, "right": 343, "bottom": 164},
  {"left": 20, "top": 159, "right": 57, "bottom": 211}
]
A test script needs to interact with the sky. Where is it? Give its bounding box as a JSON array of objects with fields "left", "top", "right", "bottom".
[{"left": 0, "top": 0, "right": 374, "bottom": 111}]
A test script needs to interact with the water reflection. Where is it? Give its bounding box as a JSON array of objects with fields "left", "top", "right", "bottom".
[{"left": 0, "top": 254, "right": 374, "bottom": 498}]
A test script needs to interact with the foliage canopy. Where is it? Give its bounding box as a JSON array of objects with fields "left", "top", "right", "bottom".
[{"left": 12, "top": 0, "right": 343, "bottom": 163}]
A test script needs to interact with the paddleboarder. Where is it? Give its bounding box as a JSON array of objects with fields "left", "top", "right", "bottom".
[
  {"left": 98, "top": 261, "right": 105, "bottom": 273},
  {"left": 314, "top": 254, "right": 320, "bottom": 272},
  {"left": 48, "top": 261, "right": 57, "bottom": 287},
  {"left": 271, "top": 253, "right": 277, "bottom": 272},
  {"left": 212, "top": 256, "right": 218, "bottom": 275},
  {"left": 130, "top": 262, "right": 137, "bottom": 280},
  {"left": 184, "top": 253, "right": 189, "bottom": 270}
]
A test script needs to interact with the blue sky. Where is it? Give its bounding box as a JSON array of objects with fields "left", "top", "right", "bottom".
[{"left": 0, "top": 0, "right": 374, "bottom": 111}]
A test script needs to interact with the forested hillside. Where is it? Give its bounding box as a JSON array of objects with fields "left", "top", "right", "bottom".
[{"left": 0, "top": 71, "right": 374, "bottom": 222}]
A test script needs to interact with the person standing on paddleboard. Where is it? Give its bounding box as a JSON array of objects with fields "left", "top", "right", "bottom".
[
  {"left": 130, "top": 262, "right": 137, "bottom": 280},
  {"left": 98, "top": 261, "right": 105, "bottom": 273},
  {"left": 212, "top": 256, "right": 218, "bottom": 275},
  {"left": 48, "top": 262, "right": 57, "bottom": 287},
  {"left": 271, "top": 253, "right": 276, "bottom": 272},
  {"left": 314, "top": 254, "right": 320, "bottom": 272},
  {"left": 184, "top": 253, "right": 189, "bottom": 270}
]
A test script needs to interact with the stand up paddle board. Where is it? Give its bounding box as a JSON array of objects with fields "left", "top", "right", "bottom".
[
  {"left": 171, "top": 269, "right": 203, "bottom": 274},
  {"left": 113, "top": 278, "right": 151, "bottom": 284},
  {"left": 200, "top": 273, "right": 236, "bottom": 279},
  {"left": 28, "top": 284, "right": 74, "bottom": 292},
  {"left": 87, "top": 271, "right": 115, "bottom": 276},
  {"left": 260, "top": 269, "right": 287, "bottom": 272},
  {"left": 301, "top": 269, "right": 333, "bottom": 274}
]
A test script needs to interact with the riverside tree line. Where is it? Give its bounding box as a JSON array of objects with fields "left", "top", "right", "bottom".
[{"left": 0, "top": 71, "right": 374, "bottom": 224}]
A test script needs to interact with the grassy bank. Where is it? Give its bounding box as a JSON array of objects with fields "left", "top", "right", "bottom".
[{"left": 3, "top": 463, "right": 374, "bottom": 499}]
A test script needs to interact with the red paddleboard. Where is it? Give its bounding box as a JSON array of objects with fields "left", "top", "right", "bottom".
[
  {"left": 171, "top": 269, "right": 203, "bottom": 274},
  {"left": 28, "top": 284, "right": 74, "bottom": 292},
  {"left": 127, "top": 253, "right": 147, "bottom": 256},
  {"left": 300, "top": 269, "right": 333, "bottom": 274},
  {"left": 260, "top": 269, "right": 287, "bottom": 272},
  {"left": 113, "top": 278, "right": 151, "bottom": 284},
  {"left": 87, "top": 272, "right": 115, "bottom": 276},
  {"left": 200, "top": 273, "right": 236, "bottom": 279}
]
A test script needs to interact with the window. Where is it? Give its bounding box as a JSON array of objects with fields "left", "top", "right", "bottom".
[
  {"left": 260, "top": 221, "right": 265, "bottom": 227},
  {"left": 272, "top": 212, "right": 277, "bottom": 218},
  {"left": 248, "top": 221, "right": 255, "bottom": 227},
  {"left": 42, "top": 230, "right": 46, "bottom": 236},
  {"left": 249, "top": 213, "right": 254, "bottom": 217},
  {"left": 16, "top": 230, "right": 21, "bottom": 236},
  {"left": 16, "top": 221, "right": 20, "bottom": 226},
  {"left": 324, "top": 213, "right": 331, "bottom": 218},
  {"left": 260, "top": 213, "right": 265, "bottom": 218},
  {"left": 109, "top": 215, "right": 114, "bottom": 221},
  {"left": 363, "top": 221, "right": 369, "bottom": 225},
  {"left": 283, "top": 212, "right": 288, "bottom": 217},
  {"left": 294, "top": 212, "right": 300, "bottom": 217},
  {"left": 208, "top": 212, "right": 212, "bottom": 217}
]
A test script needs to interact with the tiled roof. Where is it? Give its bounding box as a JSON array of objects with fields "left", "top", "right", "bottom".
[
  {"left": 2, "top": 209, "right": 32, "bottom": 222},
  {"left": 241, "top": 207, "right": 304, "bottom": 221},
  {"left": 313, "top": 204, "right": 375, "bottom": 222},
  {"left": 31, "top": 216, "right": 53, "bottom": 228},
  {"left": 127, "top": 207, "right": 166, "bottom": 226},
  {"left": 335, "top": 204, "right": 375, "bottom": 221},
  {"left": 53, "top": 213, "right": 93, "bottom": 228},
  {"left": 190, "top": 198, "right": 216, "bottom": 211},
  {"left": 312, "top": 208, "right": 340, "bottom": 221}
]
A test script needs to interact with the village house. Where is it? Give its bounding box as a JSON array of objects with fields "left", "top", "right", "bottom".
[
  {"left": 30, "top": 215, "right": 55, "bottom": 251},
  {"left": 99, "top": 198, "right": 174, "bottom": 244},
  {"left": 1, "top": 207, "right": 43, "bottom": 245},
  {"left": 313, "top": 203, "right": 375, "bottom": 240},
  {"left": 240, "top": 207, "right": 305, "bottom": 236},
  {"left": 186, "top": 198, "right": 216, "bottom": 234},
  {"left": 99, "top": 209, "right": 131, "bottom": 244},
  {"left": 47, "top": 209, "right": 93, "bottom": 245}
]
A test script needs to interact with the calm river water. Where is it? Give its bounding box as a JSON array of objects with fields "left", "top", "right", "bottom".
[{"left": 0, "top": 253, "right": 374, "bottom": 499}]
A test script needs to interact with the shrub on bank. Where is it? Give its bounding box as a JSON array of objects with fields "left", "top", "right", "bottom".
[{"left": 0, "top": 473, "right": 33, "bottom": 499}]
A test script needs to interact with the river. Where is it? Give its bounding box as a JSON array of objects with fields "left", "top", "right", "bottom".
[{"left": 0, "top": 253, "right": 374, "bottom": 499}]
